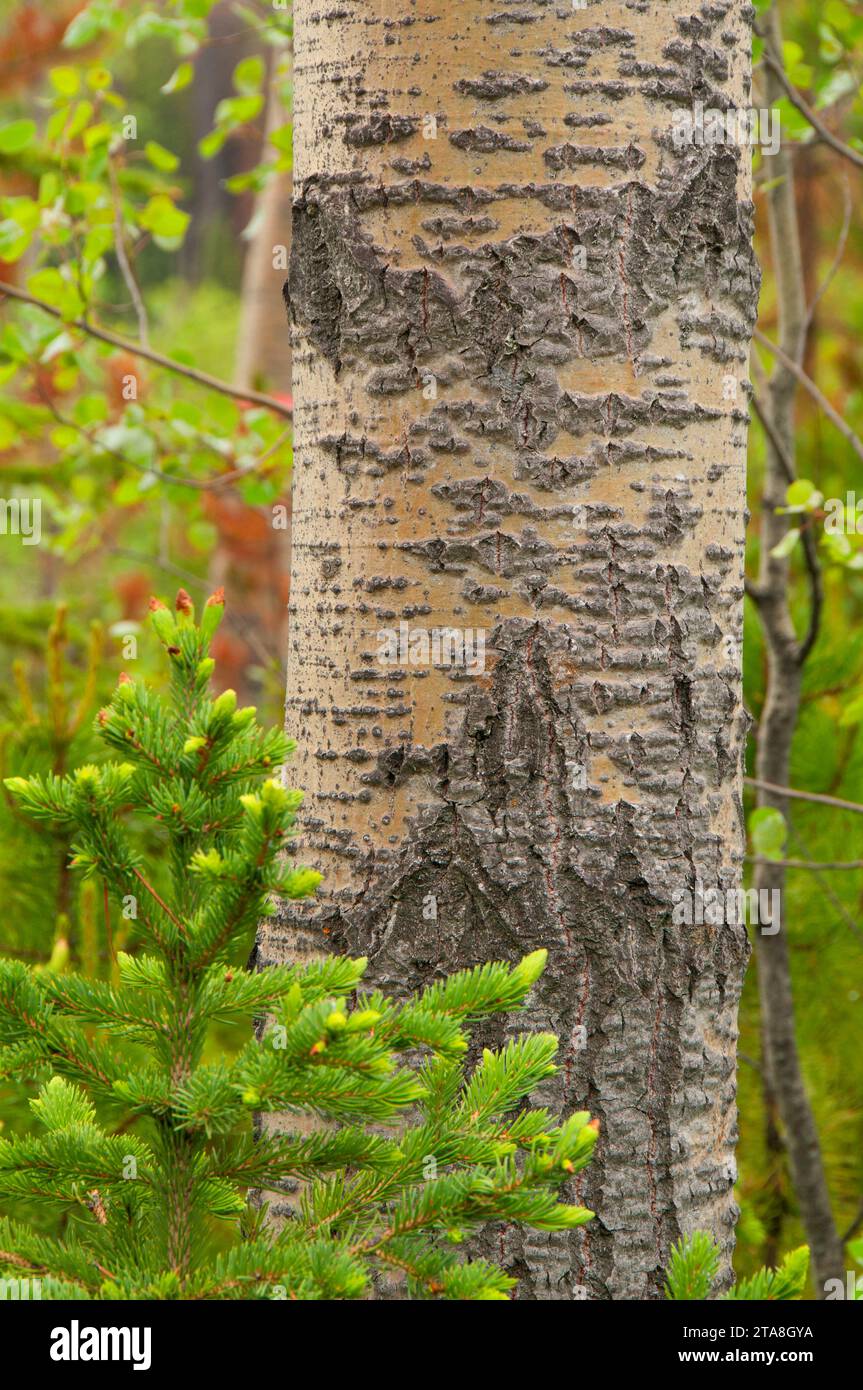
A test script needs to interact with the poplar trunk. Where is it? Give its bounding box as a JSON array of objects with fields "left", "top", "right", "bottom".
[{"left": 262, "top": 0, "right": 759, "bottom": 1300}]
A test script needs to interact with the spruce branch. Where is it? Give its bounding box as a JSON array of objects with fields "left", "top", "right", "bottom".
[
  {"left": 0, "top": 594, "right": 596, "bottom": 1299},
  {"left": 665, "top": 1232, "right": 809, "bottom": 1301}
]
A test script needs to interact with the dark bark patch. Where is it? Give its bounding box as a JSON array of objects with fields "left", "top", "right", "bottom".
[
  {"left": 342, "top": 113, "right": 419, "bottom": 147},
  {"left": 453, "top": 71, "right": 548, "bottom": 99},
  {"left": 544, "top": 142, "right": 646, "bottom": 171},
  {"left": 485, "top": 9, "right": 539, "bottom": 23},
  {"left": 449, "top": 126, "right": 533, "bottom": 153}
]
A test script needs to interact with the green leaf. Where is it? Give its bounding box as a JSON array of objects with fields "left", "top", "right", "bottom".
[
  {"left": 724, "top": 1246, "right": 809, "bottom": 1301},
  {"left": 145, "top": 141, "right": 180, "bottom": 172},
  {"left": 38, "top": 172, "right": 59, "bottom": 206},
  {"left": 66, "top": 101, "right": 95, "bottom": 141},
  {"left": 1, "top": 195, "right": 39, "bottom": 233},
  {"left": 125, "top": 11, "right": 206, "bottom": 53},
  {"left": 139, "top": 194, "right": 190, "bottom": 246},
  {"left": 0, "top": 219, "right": 32, "bottom": 262},
  {"left": 783, "top": 479, "right": 822, "bottom": 513},
  {"left": 63, "top": 4, "right": 113, "bottom": 49},
  {"left": 25, "top": 268, "right": 84, "bottom": 320},
  {"left": 49, "top": 67, "right": 80, "bottom": 98},
  {"left": 82, "top": 122, "right": 113, "bottom": 151},
  {"left": 782, "top": 40, "right": 813, "bottom": 87},
  {"left": 83, "top": 225, "right": 115, "bottom": 262},
  {"left": 98, "top": 424, "right": 157, "bottom": 470},
  {"left": 225, "top": 169, "right": 267, "bottom": 195},
  {"left": 50, "top": 425, "right": 80, "bottom": 449},
  {"left": 233, "top": 56, "right": 264, "bottom": 95},
  {"left": 748, "top": 807, "right": 787, "bottom": 862},
  {"left": 65, "top": 178, "right": 103, "bottom": 215},
  {"left": 41, "top": 331, "right": 76, "bottom": 364},
  {"left": 213, "top": 95, "right": 263, "bottom": 129},
  {"left": 0, "top": 120, "right": 37, "bottom": 155},
  {"left": 73, "top": 394, "right": 108, "bottom": 426},
  {"left": 838, "top": 693, "right": 863, "bottom": 728},
  {"left": 198, "top": 128, "right": 227, "bottom": 159},
  {"left": 85, "top": 66, "right": 113, "bottom": 91},
  {"left": 269, "top": 123, "right": 293, "bottom": 154},
  {"left": 162, "top": 62, "right": 194, "bottom": 95},
  {"left": 114, "top": 476, "right": 147, "bottom": 506},
  {"left": 769, "top": 527, "right": 801, "bottom": 559},
  {"left": 773, "top": 1246, "right": 809, "bottom": 1300},
  {"left": 239, "top": 477, "right": 279, "bottom": 506}
]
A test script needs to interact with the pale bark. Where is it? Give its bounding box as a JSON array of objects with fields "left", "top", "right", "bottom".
[{"left": 262, "top": 0, "right": 758, "bottom": 1299}]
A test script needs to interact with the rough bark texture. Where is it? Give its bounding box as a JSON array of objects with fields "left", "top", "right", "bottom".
[{"left": 261, "top": 0, "right": 758, "bottom": 1299}]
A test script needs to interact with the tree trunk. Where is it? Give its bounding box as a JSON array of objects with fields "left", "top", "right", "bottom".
[
  {"left": 233, "top": 68, "right": 294, "bottom": 398},
  {"left": 207, "top": 56, "right": 293, "bottom": 704},
  {"left": 264, "top": 0, "right": 759, "bottom": 1299}
]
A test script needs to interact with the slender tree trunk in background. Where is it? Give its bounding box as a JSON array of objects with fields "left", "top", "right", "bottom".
[
  {"left": 208, "top": 58, "right": 293, "bottom": 704},
  {"left": 234, "top": 69, "right": 294, "bottom": 396},
  {"left": 263, "top": 0, "right": 759, "bottom": 1298},
  {"left": 185, "top": 1, "right": 261, "bottom": 280},
  {"left": 749, "top": 8, "right": 844, "bottom": 1297}
]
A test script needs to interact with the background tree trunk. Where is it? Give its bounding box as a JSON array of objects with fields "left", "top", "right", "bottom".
[
  {"left": 262, "top": 0, "right": 759, "bottom": 1299},
  {"left": 208, "top": 53, "right": 293, "bottom": 705}
]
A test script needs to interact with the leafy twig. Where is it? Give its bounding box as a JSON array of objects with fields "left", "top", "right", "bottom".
[{"left": 0, "top": 279, "right": 292, "bottom": 420}]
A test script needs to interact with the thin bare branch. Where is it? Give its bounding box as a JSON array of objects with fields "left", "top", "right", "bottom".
[
  {"left": 746, "top": 856, "right": 863, "bottom": 870},
  {"left": 842, "top": 1200, "right": 863, "bottom": 1244},
  {"left": 750, "top": 389, "right": 823, "bottom": 662},
  {"left": 788, "top": 827, "right": 863, "bottom": 948},
  {"left": 745, "top": 776, "right": 863, "bottom": 816},
  {"left": 761, "top": 48, "right": 863, "bottom": 172},
  {"left": 108, "top": 156, "right": 150, "bottom": 350},
  {"left": 754, "top": 325, "right": 863, "bottom": 466},
  {"left": 0, "top": 279, "right": 293, "bottom": 420},
  {"left": 35, "top": 377, "right": 287, "bottom": 493}
]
